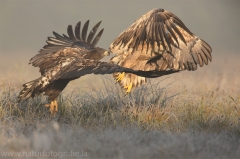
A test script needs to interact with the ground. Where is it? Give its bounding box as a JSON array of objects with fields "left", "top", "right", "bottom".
[{"left": 0, "top": 55, "right": 239, "bottom": 159}]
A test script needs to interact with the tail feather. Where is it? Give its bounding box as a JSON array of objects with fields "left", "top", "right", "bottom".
[{"left": 18, "top": 78, "right": 40, "bottom": 103}]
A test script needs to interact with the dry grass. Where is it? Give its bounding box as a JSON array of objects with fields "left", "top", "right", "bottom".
[
  {"left": 0, "top": 54, "right": 239, "bottom": 158},
  {"left": 0, "top": 71, "right": 240, "bottom": 158}
]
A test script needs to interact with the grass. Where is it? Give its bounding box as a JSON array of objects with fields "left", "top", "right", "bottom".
[{"left": 0, "top": 74, "right": 239, "bottom": 159}]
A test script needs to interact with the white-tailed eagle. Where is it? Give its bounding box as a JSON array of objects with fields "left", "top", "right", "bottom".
[
  {"left": 18, "top": 20, "right": 178, "bottom": 114},
  {"left": 110, "top": 8, "right": 212, "bottom": 93}
]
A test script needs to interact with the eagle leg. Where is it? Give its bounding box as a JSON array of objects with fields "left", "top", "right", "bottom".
[
  {"left": 124, "top": 82, "right": 133, "bottom": 95},
  {"left": 45, "top": 100, "right": 58, "bottom": 115},
  {"left": 115, "top": 72, "right": 125, "bottom": 83}
]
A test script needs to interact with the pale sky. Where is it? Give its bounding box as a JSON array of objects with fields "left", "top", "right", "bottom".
[{"left": 0, "top": 0, "right": 239, "bottom": 84}]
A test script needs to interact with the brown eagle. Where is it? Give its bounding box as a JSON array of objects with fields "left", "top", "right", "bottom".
[
  {"left": 18, "top": 20, "right": 178, "bottom": 114},
  {"left": 110, "top": 8, "right": 212, "bottom": 93}
]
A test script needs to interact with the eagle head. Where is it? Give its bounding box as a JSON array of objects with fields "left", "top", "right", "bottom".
[{"left": 104, "top": 50, "right": 110, "bottom": 56}]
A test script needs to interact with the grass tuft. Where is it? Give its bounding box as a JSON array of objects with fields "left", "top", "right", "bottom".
[{"left": 0, "top": 75, "right": 239, "bottom": 158}]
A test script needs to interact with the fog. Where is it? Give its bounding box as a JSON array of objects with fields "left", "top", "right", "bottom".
[{"left": 0, "top": 0, "right": 239, "bottom": 88}]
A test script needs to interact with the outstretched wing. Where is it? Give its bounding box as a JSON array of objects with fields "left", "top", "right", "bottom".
[
  {"left": 110, "top": 8, "right": 212, "bottom": 71},
  {"left": 149, "top": 36, "right": 212, "bottom": 71},
  {"left": 29, "top": 20, "right": 104, "bottom": 74},
  {"left": 47, "top": 58, "right": 180, "bottom": 81}
]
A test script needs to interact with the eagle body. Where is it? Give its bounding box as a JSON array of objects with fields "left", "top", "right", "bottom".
[
  {"left": 18, "top": 8, "right": 212, "bottom": 114},
  {"left": 20, "top": 46, "right": 106, "bottom": 102},
  {"left": 18, "top": 21, "right": 118, "bottom": 104},
  {"left": 18, "top": 20, "right": 171, "bottom": 107},
  {"left": 110, "top": 8, "right": 212, "bottom": 89}
]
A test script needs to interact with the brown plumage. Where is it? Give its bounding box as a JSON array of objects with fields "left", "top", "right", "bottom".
[
  {"left": 18, "top": 20, "right": 179, "bottom": 114},
  {"left": 18, "top": 8, "right": 212, "bottom": 114},
  {"left": 18, "top": 21, "right": 106, "bottom": 104},
  {"left": 110, "top": 8, "right": 212, "bottom": 90}
]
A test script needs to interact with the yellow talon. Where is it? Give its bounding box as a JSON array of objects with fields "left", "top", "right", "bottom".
[
  {"left": 116, "top": 72, "right": 125, "bottom": 83},
  {"left": 124, "top": 82, "right": 133, "bottom": 95},
  {"left": 45, "top": 100, "right": 58, "bottom": 115}
]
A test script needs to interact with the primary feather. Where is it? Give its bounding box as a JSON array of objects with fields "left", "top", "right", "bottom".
[
  {"left": 19, "top": 20, "right": 107, "bottom": 102},
  {"left": 110, "top": 8, "right": 212, "bottom": 89},
  {"left": 18, "top": 21, "right": 123, "bottom": 103},
  {"left": 18, "top": 20, "right": 174, "bottom": 103}
]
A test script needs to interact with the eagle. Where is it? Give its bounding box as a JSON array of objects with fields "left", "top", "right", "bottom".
[
  {"left": 18, "top": 20, "right": 178, "bottom": 115},
  {"left": 110, "top": 8, "right": 212, "bottom": 93}
]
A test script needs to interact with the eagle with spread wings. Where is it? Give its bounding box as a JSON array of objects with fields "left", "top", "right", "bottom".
[
  {"left": 18, "top": 18, "right": 178, "bottom": 114},
  {"left": 18, "top": 8, "right": 212, "bottom": 115},
  {"left": 110, "top": 8, "right": 212, "bottom": 93}
]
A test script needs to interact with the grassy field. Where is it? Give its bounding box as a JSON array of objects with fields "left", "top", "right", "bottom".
[
  {"left": 0, "top": 1, "right": 239, "bottom": 158},
  {"left": 0, "top": 55, "right": 240, "bottom": 159},
  {"left": 0, "top": 77, "right": 239, "bottom": 158}
]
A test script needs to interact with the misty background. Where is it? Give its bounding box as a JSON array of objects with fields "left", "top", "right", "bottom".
[{"left": 0, "top": 0, "right": 239, "bottom": 92}]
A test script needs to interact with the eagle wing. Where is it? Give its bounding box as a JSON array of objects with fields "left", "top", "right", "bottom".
[
  {"left": 43, "top": 57, "right": 180, "bottom": 83},
  {"left": 29, "top": 20, "right": 104, "bottom": 74},
  {"left": 109, "top": 8, "right": 212, "bottom": 71}
]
